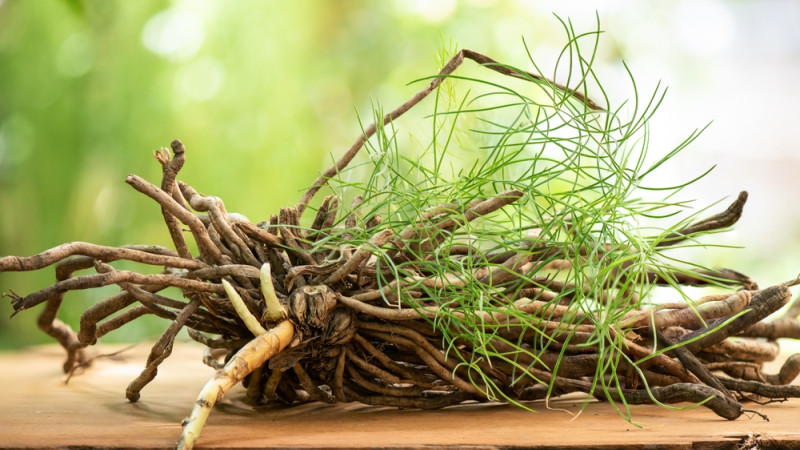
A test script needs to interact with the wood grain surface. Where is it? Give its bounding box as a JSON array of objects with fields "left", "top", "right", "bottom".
[{"left": 2, "top": 342, "right": 800, "bottom": 449}]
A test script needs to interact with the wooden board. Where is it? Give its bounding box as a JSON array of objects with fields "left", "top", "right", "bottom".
[{"left": 2, "top": 343, "right": 800, "bottom": 449}]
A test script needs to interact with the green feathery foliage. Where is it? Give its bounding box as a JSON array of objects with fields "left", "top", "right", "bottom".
[{"left": 311, "top": 17, "right": 730, "bottom": 418}]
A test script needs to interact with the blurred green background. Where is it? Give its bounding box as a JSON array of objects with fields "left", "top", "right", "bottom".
[{"left": 2, "top": 0, "right": 798, "bottom": 349}]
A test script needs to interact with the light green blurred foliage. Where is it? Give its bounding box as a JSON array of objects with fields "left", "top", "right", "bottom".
[{"left": 0, "top": 0, "right": 621, "bottom": 349}]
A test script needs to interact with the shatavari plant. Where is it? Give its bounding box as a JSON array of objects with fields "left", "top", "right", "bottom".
[{"left": 3, "top": 19, "right": 800, "bottom": 450}]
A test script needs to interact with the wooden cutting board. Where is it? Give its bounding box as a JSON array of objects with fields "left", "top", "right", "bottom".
[{"left": 2, "top": 342, "right": 799, "bottom": 449}]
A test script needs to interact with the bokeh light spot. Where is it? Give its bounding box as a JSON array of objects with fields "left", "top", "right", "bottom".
[
  {"left": 176, "top": 56, "right": 225, "bottom": 102},
  {"left": 672, "top": 0, "right": 735, "bottom": 57},
  {"left": 141, "top": 7, "right": 205, "bottom": 62},
  {"left": 396, "top": 0, "right": 457, "bottom": 23},
  {"left": 56, "top": 31, "right": 95, "bottom": 77},
  {"left": 0, "top": 115, "right": 34, "bottom": 170}
]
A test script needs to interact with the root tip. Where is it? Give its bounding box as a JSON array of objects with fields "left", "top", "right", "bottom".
[{"left": 171, "top": 139, "right": 185, "bottom": 154}]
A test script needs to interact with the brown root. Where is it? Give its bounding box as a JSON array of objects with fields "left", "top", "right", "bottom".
[{"left": 2, "top": 48, "right": 798, "bottom": 450}]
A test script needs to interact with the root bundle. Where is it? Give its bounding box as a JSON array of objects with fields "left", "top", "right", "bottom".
[{"left": 3, "top": 46, "right": 800, "bottom": 450}]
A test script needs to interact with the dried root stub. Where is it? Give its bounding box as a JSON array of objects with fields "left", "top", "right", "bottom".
[{"left": 4, "top": 47, "right": 800, "bottom": 450}]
